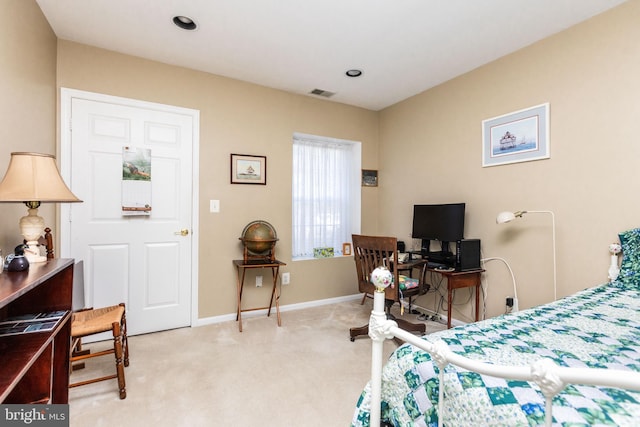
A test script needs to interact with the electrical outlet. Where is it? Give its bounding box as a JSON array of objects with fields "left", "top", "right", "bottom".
[
  {"left": 506, "top": 297, "right": 514, "bottom": 307},
  {"left": 256, "top": 275, "right": 263, "bottom": 287},
  {"left": 281, "top": 272, "right": 290, "bottom": 285}
]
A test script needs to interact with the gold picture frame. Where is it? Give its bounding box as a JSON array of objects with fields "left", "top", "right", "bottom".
[{"left": 342, "top": 243, "right": 352, "bottom": 256}]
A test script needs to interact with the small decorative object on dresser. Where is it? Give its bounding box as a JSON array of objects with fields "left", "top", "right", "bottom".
[{"left": 6, "top": 244, "right": 29, "bottom": 272}]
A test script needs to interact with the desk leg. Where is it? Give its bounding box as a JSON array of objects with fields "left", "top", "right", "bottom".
[
  {"left": 267, "top": 265, "right": 281, "bottom": 326},
  {"left": 475, "top": 275, "right": 480, "bottom": 322},
  {"left": 447, "top": 286, "right": 453, "bottom": 329},
  {"left": 236, "top": 266, "right": 247, "bottom": 332}
]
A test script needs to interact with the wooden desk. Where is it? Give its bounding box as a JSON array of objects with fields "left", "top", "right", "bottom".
[
  {"left": 429, "top": 268, "right": 484, "bottom": 329},
  {"left": 233, "top": 259, "right": 286, "bottom": 332},
  {"left": 396, "top": 259, "right": 428, "bottom": 277}
]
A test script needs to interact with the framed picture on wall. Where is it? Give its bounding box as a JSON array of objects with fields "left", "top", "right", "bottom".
[
  {"left": 482, "top": 103, "right": 550, "bottom": 167},
  {"left": 362, "top": 169, "right": 378, "bottom": 187},
  {"left": 231, "top": 154, "right": 267, "bottom": 185},
  {"left": 342, "top": 243, "right": 352, "bottom": 256}
]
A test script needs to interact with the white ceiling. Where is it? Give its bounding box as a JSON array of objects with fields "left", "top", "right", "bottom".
[{"left": 36, "top": 0, "right": 625, "bottom": 111}]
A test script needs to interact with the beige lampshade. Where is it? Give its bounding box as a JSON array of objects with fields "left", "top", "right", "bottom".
[{"left": 0, "top": 152, "right": 81, "bottom": 203}]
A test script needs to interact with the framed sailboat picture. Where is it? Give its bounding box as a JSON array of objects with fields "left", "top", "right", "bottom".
[
  {"left": 231, "top": 154, "right": 267, "bottom": 185},
  {"left": 482, "top": 103, "right": 549, "bottom": 167}
]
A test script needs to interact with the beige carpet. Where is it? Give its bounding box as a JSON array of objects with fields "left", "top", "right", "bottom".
[{"left": 69, "top": 299, "right": 446, "bottom": 426}]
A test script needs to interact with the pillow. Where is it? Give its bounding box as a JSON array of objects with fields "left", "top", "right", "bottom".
[
  {"left": 398, "top": 275, "right": 419, "bottom": 290},
  {"left": 613, "top": 227, "right": 640, "bottom": 288}
]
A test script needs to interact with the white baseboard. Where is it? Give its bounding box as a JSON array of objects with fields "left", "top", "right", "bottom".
[{"left": 193, "top": 293, "right": 362, "bottom": 328}]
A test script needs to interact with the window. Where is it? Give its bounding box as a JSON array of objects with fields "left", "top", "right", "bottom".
[{"left": 292, "top": 133, "right": 361, "bottom": 259}]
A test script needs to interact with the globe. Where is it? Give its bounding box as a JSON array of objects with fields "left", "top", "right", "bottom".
[{"left": 240, "top": 220, "right": 278, "bottom": 261}]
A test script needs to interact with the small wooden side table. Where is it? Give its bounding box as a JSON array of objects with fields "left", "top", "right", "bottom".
[
  {"left": 233, "top": 259, "right": 286, "bottom": 332},
  {"left": 429, "top": 268, "right": 484, "bottom": 328}
]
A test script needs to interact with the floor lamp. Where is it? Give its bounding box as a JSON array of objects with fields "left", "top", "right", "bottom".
[{"left": 496, "top": 210, "right": 557, "bottom": 301}]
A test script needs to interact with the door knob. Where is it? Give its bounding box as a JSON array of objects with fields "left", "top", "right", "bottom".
[{"left": 175, "top": 229, "right": 189, "bottom": 236}]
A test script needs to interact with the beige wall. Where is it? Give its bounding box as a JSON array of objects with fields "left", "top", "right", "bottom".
[
  {"left": 378, "top": 1, "right": 640, "bottom": 321},
  {"left": 0, "top": 0, "right": 57, "bottom": 253},
  {"left": 4, "top": 0, "right": 639, "bottom": 324},
  {"left": 55, "top": 41, "right": 379, "bottom": 318}
]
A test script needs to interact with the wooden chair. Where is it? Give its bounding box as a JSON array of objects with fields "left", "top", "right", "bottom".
[
  {"left": 39, "top": 227, "right": 55, "bottom": 259},
  {"left": 349, "top": 234, "right": 429, "bottom": 341},
  {"left": 38, "top": 228, "right": 130, "bottom": 399},
  {"left": 69, "top": 303, "right": 129, "bottom": 399}
]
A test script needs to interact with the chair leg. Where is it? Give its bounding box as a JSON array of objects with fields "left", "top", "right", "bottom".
[
  {"left": 119, "top": 303, "right": 130, "bottom": 367},
  {"left": 349, "top": 324, "right": 369, "bottom": 341},
  {"left": 71, "top": 337, "right": 88, "bottom": 371},
  {"left": 360, "top": 292, "right": 368, "bottom": 305},
  {"left": 112, "top": 321, "right": 127, "bottom": 399}
]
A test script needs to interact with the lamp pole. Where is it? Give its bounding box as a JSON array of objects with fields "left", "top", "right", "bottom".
[{"left": 497, "top": 210, "right": 557, "bottom": 301}]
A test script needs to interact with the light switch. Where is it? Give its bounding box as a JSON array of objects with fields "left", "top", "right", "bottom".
[{"left": 210, "top": 200, "right": 220, "bottom": 213}]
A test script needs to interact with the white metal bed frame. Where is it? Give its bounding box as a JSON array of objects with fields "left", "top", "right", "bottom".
[{"left": 367, "top": 287, "right": 640, "bottom": 427}]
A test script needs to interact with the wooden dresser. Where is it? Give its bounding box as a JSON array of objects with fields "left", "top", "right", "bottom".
[{"left": 0, "top": 258, "right": 74, "bottom": 404}]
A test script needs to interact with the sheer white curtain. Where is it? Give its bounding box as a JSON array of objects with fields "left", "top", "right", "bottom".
[{"left": 292, "top": 134, "right": 360, "bottom": 259}]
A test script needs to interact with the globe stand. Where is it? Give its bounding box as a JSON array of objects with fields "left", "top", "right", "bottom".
[{"left": 240, "top": 238, "right": 278, "bottom": 262}]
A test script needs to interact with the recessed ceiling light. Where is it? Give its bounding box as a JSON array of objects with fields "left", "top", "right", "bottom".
[
  {"left": 173, "top": 16, "right": 197, "bottom": 31},
  {"left": 345, "top": 69, "right": 363, "bottom": 78}
]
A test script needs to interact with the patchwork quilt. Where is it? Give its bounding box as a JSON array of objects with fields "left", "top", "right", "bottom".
[{"left": 351, "top": 284, "right": 640, "bottom": 426}]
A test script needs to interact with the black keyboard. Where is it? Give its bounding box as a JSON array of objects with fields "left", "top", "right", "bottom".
[{"left": 427, "top": 262, "right": 448, "bottom": 269}]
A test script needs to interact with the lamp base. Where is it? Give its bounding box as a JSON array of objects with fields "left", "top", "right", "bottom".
[{"left": 24, "top": 244, "right": 47, "bottom": 263}]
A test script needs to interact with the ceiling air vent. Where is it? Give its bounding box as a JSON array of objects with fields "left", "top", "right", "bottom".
[{"left": 310, "top": 88, "right": 335, "bottom": 98}]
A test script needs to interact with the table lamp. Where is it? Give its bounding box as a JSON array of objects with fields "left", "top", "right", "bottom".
[{"left": 0, "top": 152, "right": 82, "bottom": 263}]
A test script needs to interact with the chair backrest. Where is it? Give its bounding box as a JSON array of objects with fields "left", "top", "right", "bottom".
[
  {"left": 352, "top": 234, "right": 399, "bottom": 302},
  {"left": 39, "top": 227, "right": 54, "bottom": 259}
]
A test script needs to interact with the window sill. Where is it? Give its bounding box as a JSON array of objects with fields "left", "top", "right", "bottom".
[{"left": 292, "top": 255, "right": 351, "bottom": 261}]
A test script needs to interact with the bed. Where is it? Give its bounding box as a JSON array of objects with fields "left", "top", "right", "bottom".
[{"left": 351, "top": 228, "right": 640, "bottom": 427}]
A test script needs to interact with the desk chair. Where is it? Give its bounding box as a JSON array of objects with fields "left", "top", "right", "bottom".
[{"left": 350, "top": 234, "right": 428, "bottom": 341}]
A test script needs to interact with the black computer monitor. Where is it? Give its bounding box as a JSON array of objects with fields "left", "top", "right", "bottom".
[{"left": 412, "top": 203, "right": 465, "bottom": 242}]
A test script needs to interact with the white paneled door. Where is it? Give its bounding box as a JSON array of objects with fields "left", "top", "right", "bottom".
[{"left": 60, "top": 89, "right": 199, "bottom": 336}]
